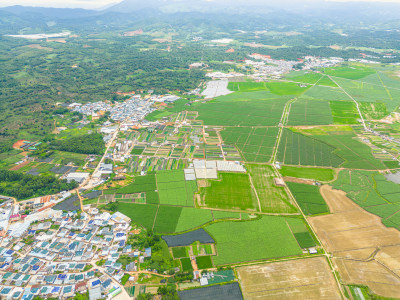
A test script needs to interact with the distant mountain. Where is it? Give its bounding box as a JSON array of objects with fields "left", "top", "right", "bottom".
[{"left": 0, "top": 5, "right": 96, "bottom": 19}]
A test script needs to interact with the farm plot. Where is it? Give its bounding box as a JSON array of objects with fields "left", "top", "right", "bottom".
[
  {"left": 178, "top": 282, "right": 243, "bottom": 300},
  {"left": 286, "top": 218, "right": 316, "bottom": 248},
  {"left": 315, "top": 131, "right": 386, "bottom": 170},
  {"left": 114, "top": 173, "right": 157, "bottom": 194},
  {"left": 200, "top": 173, "right": 259, "bottom": 211},
  {"left": 192, "top": 91, "right": 288, "bottom": 126},
  {"left": 309, "top": 186, "right": 400, "bottom": 298},
  {"left": 287, "top": 98, "right": 333, "bottom": 126},
  {"left": 303, "top": 85, "right": 349, "bottom": 101},
  {"left": 205, "top": 216, "right": 303, "bottom": 265},
  {"left": 162, "top": 229, "right": 215, "bottom": 247},
  {"left": 286, "top": 71, "right": 323, "bottom": 84},
  {"left": 287, "top": 182, "right": 329, "bottom": 215},
  {"left": 237, "top": 257, "right": 341, "bottom": 300},
  {"left": 329, "top": 101, "right": 359, "bottom": 124},
  {"left": 276, "top": 129, "right": 344, "bottom": 167},
  {"left": 220, "top": 126, "right": 279, "bottom": 162},
  {"left": 116, "top": 203, "right": 158, "bottom": 229},
  {"left": 247, "top": 164, "right": 297, "bottom": 213},
  {"left": 156, "top": 170, "right": 197, "bottom": 206},
  {"left": 266, "top": 81, "right": 310, "bottom": 96},
  {"left": 228, "top": 81, "right": 267, "bottom": 92},
  {"left": 324, "top": 65, "right": 375, "bottom": 80},
  {"left": 279, "top": 166, "right": 335, "bottom": 182}
]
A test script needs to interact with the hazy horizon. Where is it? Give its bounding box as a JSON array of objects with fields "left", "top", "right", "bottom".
[{"left": 1, "top": 0, "right": 400, "bottom": 9}]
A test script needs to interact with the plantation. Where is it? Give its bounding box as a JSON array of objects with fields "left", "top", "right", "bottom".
[
  {"left": 220, "top": 126, "right": 279, "bottom": 162},
  {"left": 287, "top": 98, "right": 333, "bottom": 126},
  {"left": 192, "top": 91, "right": 288, "bottom": 126},
  {"left": 206, "top": 216, "right": 303, "bottom": 265},
  {"left": 286, "top": 182, "right": 329, "bottom": 215},
  {"left": 247, "top": 164, "right": 297, "bottom": 213},
  {"left": 279, "top": 166, "right": 335, "bottom": 182},
  {"left": 276, "top": 129, "right": 344, "bottom": 167},
  {"left": 180, "top": 258, "right": 193, "bottom": 272},
  {"left": 200, "top": 173, "right": 259, "bottom": 211}
]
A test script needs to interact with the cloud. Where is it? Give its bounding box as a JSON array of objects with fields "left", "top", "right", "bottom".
[{"left": 0, "top": 0, "right": 123, "bottom": 9}]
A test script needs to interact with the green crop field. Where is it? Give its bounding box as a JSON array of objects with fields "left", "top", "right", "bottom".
[
  {"left": 174, "top": 208, "right": 213, "bottom": 232},
  {"left": 200, "top": 173, "right": 259, "bottom": 211},
  {"left": 286, "top": 218, "right": 316, "bottom": 248},
  {"left": 212, "top": 210, "right": 242, "bottom": 220},
  {"left": 287, "top": 182, "right": 329, "bottom": 215},
  {"left": 276, "top": 129, "right": 344, "bottom": 167},
  {"left": 172, "top": 247, "right": 188, "bottom": 258},
  {"left": 117, "top": 203, "right": 157, "bottom": 229},
  {"left": 192, "top": 91, "right": 288, "bottom": 126},
  {"left": 156, "top": 170, "right": 196, "bottom": 206},
  {"left": 228, "top": 81, "right": 267, "bottom": 92},
  {"left": 266, "top": 81, "right": 310, "bottom": 95},
  {"left": 196, "top": 256, "right": 213, "bottom": 269},
  {"left": 220, "top": 126, "right": 279, "bottom": 162},
  {"left": 153, "top": 205, "right": 182, "bottom": 233},
  {"left": 247, "top": 164, "right": 297, "bottom": 213},
  {"left": 115, "top": 173, "right": 157, "bottom": 194},
  {"left": 304, "top": 85, "right": 348, "bottom": 101},
  {"left": 180, "top": 258, "right": 193, "bottom": 272},
  {"left": 205, "top": 216, "right": 303, "bottom": 265},
  {"left": 359, "top": 102, "right": 389, "bottom": 120},
  {"left": 324, "top": 65, "right": 375, "bottom": 80},
  {"left": 329, "top": 101, "right": 360, "bottom": 124},
  {"left": 287, "top": 98, "right": 333, "bottom": 126},
  {"left": 315, "top": 131, "right": 386, "bottom": 170},
  {"left": 288, "top": 72, "right": 323, "bottom": 84},
  {"left": 279, "top": 166, "right": 335, "bottom": 181}
]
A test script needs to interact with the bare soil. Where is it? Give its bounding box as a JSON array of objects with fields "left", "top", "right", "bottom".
[
  {"left": 309, "top": 186, "right": 400, "bottom": 297},
  {"left": 237, "top": 257, "right": 341, "bottom": 300}
]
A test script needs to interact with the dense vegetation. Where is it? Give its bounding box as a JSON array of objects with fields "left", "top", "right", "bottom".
[
  {"left": 49, "top": 133, "right": 105, "bottom": 155},
  {"left": 0, "top": 169, "right": 78, "bottom": 199}
]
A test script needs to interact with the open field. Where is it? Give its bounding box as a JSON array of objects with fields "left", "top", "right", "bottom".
[
  {"left": 221, "top": 126, "right": 279, "bottom": 162},
  {"left": 200, "top": 173, "right": 259, "bottom": 211},
  {"left": 205, "top": 216, "right": 303, "bottom": 265},
  {"left": 287, "top": 182, "right": 329, "bottom": 215},
  {"left": 117, "top": 203, "right": 158, "bottom": 229},
  {"left": 309, "top": 185, "right": 400, "bottom": 298},
  {"left": 287, "top": 98, "right": 333, "bottom": 126},
  {"left": 266, "top": 81, "right": 310, "bottom": 96},
  {"left": 228, "top": 81, "right": 267, "bottom": 92},
  {"left": 237, "top": 257, "right": 341, "bottom": 300},
  {"left": 286, "top": 217, "right": 316, "bottom": 248},
  {"left": 276, "top": 129, "right": 344, "bottom": 167},
  {"left": 329, "top": 101, "right": 359, "bottom": 124},
  {"left": 247, "top": 164, "right": 297, "bottom": 213},
  {"left": 324, "top": 65, "right": 375, "bottom": 80},
  {"left": 192, "top": 91, "right": 288, "bottom": 126},
  {"left": 279, "top": 166, "right": 335, "bottom": 182}
]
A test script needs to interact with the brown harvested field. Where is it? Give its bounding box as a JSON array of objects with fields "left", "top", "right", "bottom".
[
  {"left": 13, "top": 140, "right": 27, "bottom": 149},
  {"left": 9, "top": 160, "right": 30, "bottom": 171},
  {"left": 309, "top": 185, "right": 400, "bottom": 297},
  {"left": 237, "top": 257, "right": 342, "bottom": 300}
]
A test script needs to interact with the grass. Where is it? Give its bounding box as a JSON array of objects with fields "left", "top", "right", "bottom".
[
  {"left": 279, "top": 166, "right": 335, "bottom": 182},
  {"left": 287, "top": 182, "right": 329, "bottom": 215},
  {"left": 117, "top": 203, "right": 158, "bottom": 229},
  {"left": 220, "top": 126, "right": 279, "bottom": 162},
  {"left": 287, "top": 99, "right": 333, "bottom": 126},
  {"left": 212, "top": 211, "right": 241, "bottom": 220},
  {"left": 115, "top": 173, "right": 157, "bottom": 194},
  {"left": 247, "top": 164, "right": 297, "bottom": 213},
  {"left": 277, "top": 129, "right": 344, "bottom": 167},
  {"left": 201, "top": 173, "right": 259, "bottom": 211},
  {"left": 206, "top": 216, "right": 303, "bottom": 265},
  {"left": 196, "top": 256, "right": 213, "bottom": 269},
  {"left": 180, "top": 258, "right": 193, "bottom": 272}
]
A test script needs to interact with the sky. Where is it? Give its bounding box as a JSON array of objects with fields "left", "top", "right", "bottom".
[{"left": 0, "top": 0, "right": 399, "bottom": 9}]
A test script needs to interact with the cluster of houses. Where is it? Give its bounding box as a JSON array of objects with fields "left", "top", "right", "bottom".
[{"left": 0, "top": 197, "right": 152, "bottom": 299}]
